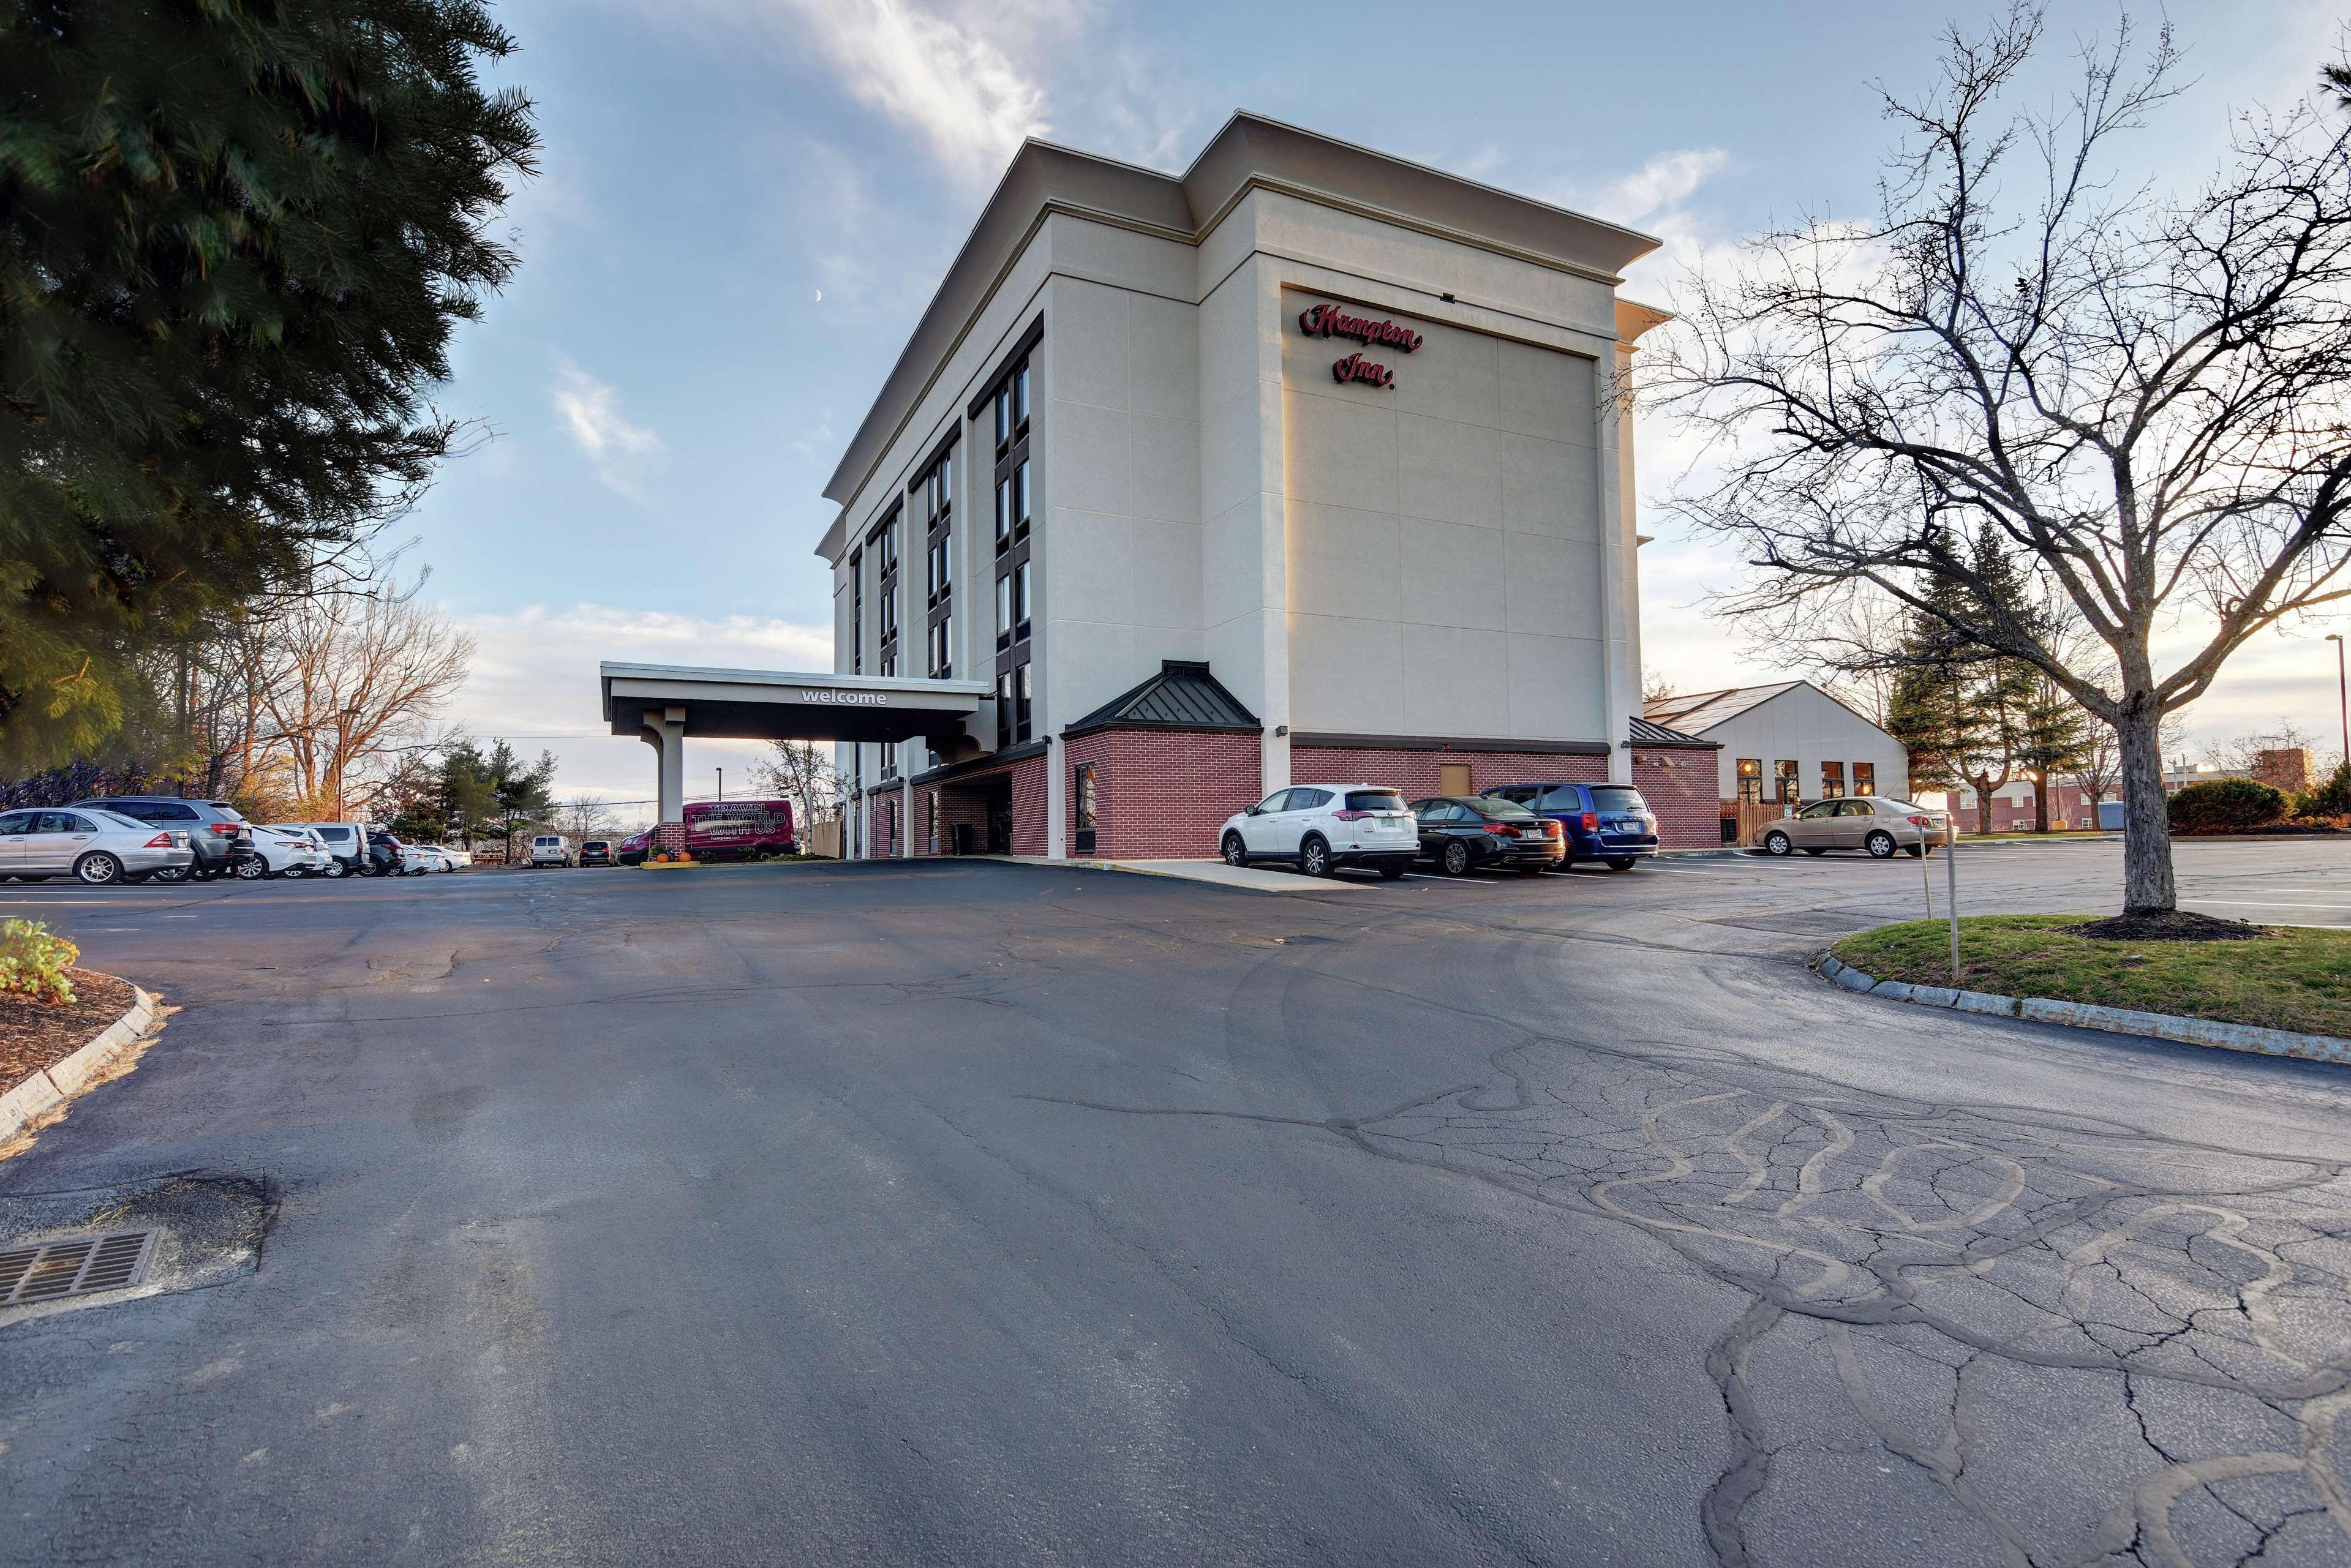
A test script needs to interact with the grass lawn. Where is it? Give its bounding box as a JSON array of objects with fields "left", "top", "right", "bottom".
[{"left": 1829, "top": 915, "right": 2351, "bottom": 1039}]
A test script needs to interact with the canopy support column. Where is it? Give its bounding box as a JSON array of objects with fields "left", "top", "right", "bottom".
[{"left": 641, "top": 706, "right": 686, "bottom": 824}]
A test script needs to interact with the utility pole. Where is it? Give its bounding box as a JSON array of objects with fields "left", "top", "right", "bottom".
[{"left": 2329, "top": 634, "right": 2347, "bottom": 768}]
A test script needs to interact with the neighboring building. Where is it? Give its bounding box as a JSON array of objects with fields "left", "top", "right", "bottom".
[
  {"left": 1946, "top": 779, "right": 2106, "bottom": 833},
  {"left": 2254, "top": 748, "right": 2312, "bottom": 794},
  {"left": 1642, "top": 681, "right": 1911, "bottom": 811},
  {"left": 817, "top": 112, "right": 1724, "bottom": 858}
]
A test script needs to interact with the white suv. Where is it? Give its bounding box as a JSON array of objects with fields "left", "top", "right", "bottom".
[
  {"left": 1219, "top": 784, "right": 1419, "bottom": 879},
  {"left": 528, "top": 834, "right": 573, "bottom": 868}
]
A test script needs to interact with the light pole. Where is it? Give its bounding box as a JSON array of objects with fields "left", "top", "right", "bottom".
[{"left": 2329, "top": 634, "right": 2347, "bottom": 768}]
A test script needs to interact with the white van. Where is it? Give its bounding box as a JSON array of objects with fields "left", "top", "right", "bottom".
[{"left": 528, "top": 834, "right": 573, "bottom": 868}]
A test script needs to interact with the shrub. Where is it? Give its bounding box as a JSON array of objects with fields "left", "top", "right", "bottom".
[
  {"left": 2303, "top": 759, "right": 2351, "bottom": 819},
  {"left": 2168, "top": 777, "right": 2288, "bottom": 833},
  {"left": 0, "top": 920, "right": 77, "bottom": 1004}
]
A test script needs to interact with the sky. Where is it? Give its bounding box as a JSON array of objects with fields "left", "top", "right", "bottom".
[{"left": 401, "top": 0, "right": 2351, "bottom": 811}]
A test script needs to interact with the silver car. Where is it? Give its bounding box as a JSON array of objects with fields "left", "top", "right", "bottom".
[
  {"left": 1758, "top": 796, "right": 1949, "bottom": 860},
  {"left": 0, "top": 807, "right": 196, "bottom": 885}
]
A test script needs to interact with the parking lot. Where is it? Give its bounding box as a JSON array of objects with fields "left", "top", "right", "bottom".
[{"left": 6, "top": 838, "right": 2351, "bottom": 1566}]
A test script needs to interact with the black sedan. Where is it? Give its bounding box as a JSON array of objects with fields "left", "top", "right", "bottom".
[{"left": 1406, "top": 795, "right": 1566, "bottom": 876}]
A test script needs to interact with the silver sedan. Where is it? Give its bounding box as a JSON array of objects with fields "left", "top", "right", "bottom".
[{"left": 0, "top": 807, "right": 197, "bottom": 885}]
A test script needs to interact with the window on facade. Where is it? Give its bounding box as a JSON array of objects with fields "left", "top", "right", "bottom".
[
  {"left": 849, "top": 550, "right": 863, "bottom": 674},
  {"left": 1736, "top": 758, "right": 1762, "bottom": 805},
  {"left": 1854, "top": 761, "right": 1875, "bottom": 797},
  {"left": 882, "top": 740, "right": 897, "bottom": 779},
  {"left": 918, "top": 442, "right": 955, "bottom": 680},
  {"left": 1774, "top": 759, "right": 1799, "bottom": 804},
  {"left": 1821, "top": 761, "right": 1845, "bottom": 798},
  {"left": 987, "top": 344, "right": 1035, "bottom": 726},
  {"left": 996, "top": 670, "right": 1013, "bottom": 749}
]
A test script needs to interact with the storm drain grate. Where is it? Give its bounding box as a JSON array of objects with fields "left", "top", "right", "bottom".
[{"left": 0, "top": 1231, "right": 155, "bottom": 1305}]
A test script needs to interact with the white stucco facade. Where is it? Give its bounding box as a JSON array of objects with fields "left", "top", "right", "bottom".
[{"left": 816, "top": 114, "right": 1668, "bottom": 857}]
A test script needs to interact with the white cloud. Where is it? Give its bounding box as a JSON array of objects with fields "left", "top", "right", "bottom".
[
  {"left": 1603, "top": 148, "right": 1729, "bottom": 225},
  {"left": 437, "top": 604, "right": 837, "bottom": 806},
  {"left": 551, "top": 356, "right": 666, "bottom": 498}
]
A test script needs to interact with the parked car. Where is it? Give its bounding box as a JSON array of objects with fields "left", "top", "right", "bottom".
[
  {"left": 1758, "top": 797, "right": 1948, "bottom": 860},
  {"left": 1218, "top": 784, "right": 1420, "bottom": 878},
  {"left": 1485, "top": 781, "right": 1660, "bottom": 871},
  {"left": 527, "top": 834, "right": 573, "bottom": 868},
  {"left": 70, "top": 795, "right": 254, "bottom": 881},
  {"left": 237, "top": 825, "right": 329, "bottom": 880},
  {"left": 367, "top": 830, "right": 429, "bottom": 875},
  {"left": 279, "top": 821, "right": 369, "bottom": 877},
  {"left": 404, "top": 844, "right": 454, "bottom": 874},
  {"left": 265, "top": 825, "right": 344, "bottom": 878},
  {"left": 680, "top": 800, "right": 796, "bottom": 862},
  {"left": 0, "top": 807, "right": 195, "bottom": 885},
  {"left": 579, "top": 839, "right": 614, "bottom": 867},
  {"left": 437, "top": 844, "right": 473, "bottom": 869},
  {"left": 1405, "top": 795, "right": 1567, "bottom": 876},
  {"left": 615, "top": 830, "right": 650, "bottom": 867}
]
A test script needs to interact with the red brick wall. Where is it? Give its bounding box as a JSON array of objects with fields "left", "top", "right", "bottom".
[
  {"left": 1010, "top": 751, "right": 1048, "bottom": 855},
  {"left": 1289, "top": 746, "right": 1608, "bottom": 799},
  {"left": 1954, "top": 782, "right": 2100, "bottom": 833},
  {"left": 911, "top": 783, "right": 993, "bottom": 857},
  {"left": 1066, "top": 729, "right": 1263, "bottom": 860},
  {"left": 1631, "top": 746, "right": 1720, "bottom": 849}
]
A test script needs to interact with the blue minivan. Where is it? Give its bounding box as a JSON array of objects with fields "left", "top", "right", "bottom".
[{"left": 1485, "top": 782, "right": 1660, "bottom": 871}]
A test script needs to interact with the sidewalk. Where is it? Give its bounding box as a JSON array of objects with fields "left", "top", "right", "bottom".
[{"left": 976, "top": 855, "right": 1369, "bottom": 893}]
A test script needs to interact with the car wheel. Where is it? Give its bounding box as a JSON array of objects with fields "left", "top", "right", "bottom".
[
  {"left": 1299, "top": 836, "right": 1336, "bottom": 877},
  {"left": 1607, "top": 857, "right": 1637, "bottom": 872},
  {"left": 1222, "top": 833, "right": 1247, "bottom": 868},
  {"left": 1379, "top": 862, "right": 1407, "bottom": 880},
  {"left": 236, "top": 857, "right": 269, "bottom": 880},
  {"left": 1441, "top": 839, "right": 1471, "bottom": 877},
  {"left": 1905, "top": 844, "right": 1926, "bottom": 858},
  {"left": 150, "top": 865, "right": 192, "bottom": 884},
  {"left": 1763, "top": 831, "right": 1792, "bottom": 857},
  {"left": 1865, "top": 831, "right": 1897, "bottom": 858},
  {"left": 283, "top": 865, "right": 306, "bottom": 879},
  {"left": 73, "top": 852, "right": 123, "bottom": 886}
]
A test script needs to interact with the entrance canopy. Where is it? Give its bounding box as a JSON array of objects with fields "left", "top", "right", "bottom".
[{"left": 599, "top": 663, "right": 990, "bottom": 745}]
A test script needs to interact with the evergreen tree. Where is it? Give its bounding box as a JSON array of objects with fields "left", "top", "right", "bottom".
[
  {"left": 0, "top": 2, "right": 538, "bottom": 770},
  {"left": 2017, "top": 674, "right": 2094, "bottom": 831},
  {"left": 1884, "top": 564, "right": 1982, "bottom": 797}
]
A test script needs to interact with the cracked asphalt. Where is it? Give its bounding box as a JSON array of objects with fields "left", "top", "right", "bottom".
[{"left": 2, "top": 839, "right": 2350, "bottom": 1566}]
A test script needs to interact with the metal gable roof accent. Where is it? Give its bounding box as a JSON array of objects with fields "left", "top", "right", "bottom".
[
  {"left": 1064, "top": 661, "right": 1261, "bottom": 736},
  {"left": 1641, "top": 681, "right": 1804, "bottom": 734},
  {"left": 1628, "top": 716, "right": 1718, "bottom": 748}
]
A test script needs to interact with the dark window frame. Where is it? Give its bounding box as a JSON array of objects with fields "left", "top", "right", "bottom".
[{"left": 915, "top": 438, "right": 957, "bottom": 680}]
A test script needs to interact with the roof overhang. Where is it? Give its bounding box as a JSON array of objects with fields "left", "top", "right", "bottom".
[{"left": 600, "top": 663, "right": 991, "bottom": 746}]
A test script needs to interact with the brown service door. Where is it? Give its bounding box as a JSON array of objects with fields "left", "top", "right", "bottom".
[{"left": 1439, "top": 763, "right": 1473, "bottom": 796}]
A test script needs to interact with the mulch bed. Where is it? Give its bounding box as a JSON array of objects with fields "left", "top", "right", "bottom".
[
  {"left": 2063, "top": 910, "right": 2265, "bottom": 943},
  {"left": 0, "top": 969, "right": 137, "bottom": 1093}
]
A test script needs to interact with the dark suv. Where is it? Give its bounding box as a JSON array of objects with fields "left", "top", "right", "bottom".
[
  {"left": 1486, "top": 781, "right": 1660, "bottom": 871},
  {"left": 579, "top": 839, "right": 614, "bottom": 867},
  {"left": 71, "top": 796, "right": 255, "bottom": 881}
]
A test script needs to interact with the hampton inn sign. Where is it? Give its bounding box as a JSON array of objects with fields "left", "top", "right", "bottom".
[{"left": 1298, "top": 301, "right": 1422, "bottom": 388}]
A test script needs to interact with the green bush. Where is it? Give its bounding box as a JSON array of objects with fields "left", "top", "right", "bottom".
[
  {"left": 2168, "top": 777, "right": 2288, "bottom": 833},
  {"left": 2303, "top": 759, "right": 2351, "bottom": 819},
  {"left": 0, "top": 919, "right": 77, "bottom": 1004}
]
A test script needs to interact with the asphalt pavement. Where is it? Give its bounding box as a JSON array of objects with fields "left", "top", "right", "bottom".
[{"left": 3, "top": 840, "right": 2350, "bottom": 1566}]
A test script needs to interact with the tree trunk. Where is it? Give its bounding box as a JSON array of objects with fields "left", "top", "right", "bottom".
[{"left": 2116, "top": 703, "right": 2176, "bottom": 914}]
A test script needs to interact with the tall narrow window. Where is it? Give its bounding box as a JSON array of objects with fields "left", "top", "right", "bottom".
[
  {"left": 873, "top": 505, "right": 901, "bottom": 683},
  {"left": 1736, "top": 758, "right": 1762, "bottom": 805},
  {"left": 996, "top": 670, "right": 1014, "bottom": 749},
  {"left": 988, "top": 343, "right": 1034, "bottom": 731},
  {"left": 917, "top": 440, "right": 956, "bottom": 679},
  {"left": 849, "top": 550, "right": 863, "bottom": 675},
  {"left": 1854, "top": 761, "right": 1876, "bottom": 797},
  {"left": 1821, "top": 761, "right": 1845, "bottom": 798},
  {"left": 1774, "top": 759, "right": 1799, "bottom": 805}
]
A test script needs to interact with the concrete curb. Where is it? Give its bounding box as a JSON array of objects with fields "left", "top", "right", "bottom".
[
  {"left": 1814, "top": 953, "right": 2351, "bottom": 1066},
  {"left": 0, "top": 980, "right": 156, "bottom": 1142}
]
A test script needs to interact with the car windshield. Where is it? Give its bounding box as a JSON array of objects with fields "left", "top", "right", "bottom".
[
  {"left": 1343, "top": 791, "right": 1405, "bottom": 812},
  {"left": 206, "top": 802, "right": 249, "bottom": 822},
  {"left": 1590, "top": 787, "right": 1648, "bottom": 813},
  {"left": 1470, "top": 797, "right": 1538, "bottom": 819},
  {"left": 89, "top": 810, "right": 149, "bottom": 833}
]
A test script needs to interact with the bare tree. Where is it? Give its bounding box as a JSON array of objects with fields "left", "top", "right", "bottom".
[
  {"left": 1809, "top": 592, "right": 1908, "bottom": 728},
  {"left": 262, "top": 580, "right": 473, "bottom": 818},
  {"left": 1649, "top": 8, "right": 2351, "bottom": 917},
  {"left": 756, "top": 740, "right": 837, "bottom": 835},
  {"left": 554, "top": 794, "right": 617, "bottom": 842},
  {"left": 1641, "top": 667, "right": 1679, "bottom": 706}
]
